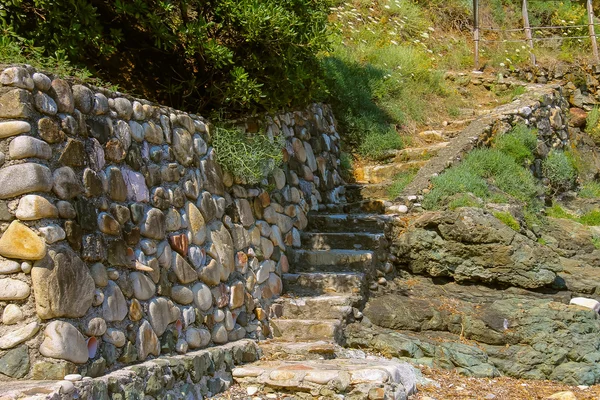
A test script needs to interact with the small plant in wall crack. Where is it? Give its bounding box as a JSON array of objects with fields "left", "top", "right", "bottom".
[{"left": 213, "top": 126, "right": 284, "bottom": 185}]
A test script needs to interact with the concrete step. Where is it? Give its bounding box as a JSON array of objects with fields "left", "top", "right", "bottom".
[
  {"left": 275, "top": 294, "right": 359, "bottom": 320},
  {"left": 232, "top": 359, "right": 416, "bottom": 399},
  {"left": 323, "top": 200, "right": 386, "bottom": 214},
  {"left": 345, "top": 183, "right": 393, "bottom": 202},
  {"left": 289, "top": 249, "right": 375, "bottom": 273},
  {"left": 355, "top": 160, "right": 427, "bottom": 184},
  {"left": 258, "top": 340, "right": 338, "bottom": 361},
  {"left": 307, "top": 213, "right": 388, "bottom": 233},
  {"left": 301, "top": 232, "right": 386, "bottom": 251},
  {"left": 270, "top": 319, "right": 342, "bottom": 342},
  {"left": 283, "top": 272, "right": 365, "bottom": 296}
]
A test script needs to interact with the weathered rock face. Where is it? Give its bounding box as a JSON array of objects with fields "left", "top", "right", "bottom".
[
  {"left": 0, "top": 65, "right": 344, "bottom": 379},
  {"left": 393, "top": 208, "right": 562, "bottom": 289}
]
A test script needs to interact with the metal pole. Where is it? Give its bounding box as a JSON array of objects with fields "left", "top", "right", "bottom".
[
  {"left": 522, "top": 0, "right": 536, "bottom": 65},
  {"left": 587, "top": 0, "right": 599, "bottom": 64},
  {"left": 473, "top": 0, "right": 480, "bottom": 70}
]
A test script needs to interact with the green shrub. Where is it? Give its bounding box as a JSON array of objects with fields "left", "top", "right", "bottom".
[
  {"left": 387, "top": 169, "right": 418, "bottom": 200},
  {"left": 448, "top": 195, "right": 481, "bottom": 210},
  {"left": 579, "top": 210, "right": 600, "bottom": 226},
  {"left": 359, "top": 130, "right": 405, "bottom": 160},
  {"left": 3, "top": 0, "right": 331, "bottom": 115},
  {"left": 213, "top": 127, "right": 283, "bottom": 184},
  {"left": 494, "top": 124, "right": 537, "bottom": 165},
  {"left": 423, "top": 164, "right": 489, "bottom": 209},
  {"left": 542, "top": 150, "right": 577, "bottom": 192},
  {"left": 339, "top": 152, "right": 354, "bottom": 181},
  {"left": 579, "top": 181, "right": 600, "bottom": 198},
  {"left": 493, "top": 211, "right": 520, "bottom": 231},
  {"left": 586, "top": 106, "right": 600, "bottom": 141}
]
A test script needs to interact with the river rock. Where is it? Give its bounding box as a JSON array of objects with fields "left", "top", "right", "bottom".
[
  {"left": 107, "top": 167, "right": 127, "bottom": 202},
  {"left": 188, "top": 329, "right": 212, "bottom": 353},
  {"left": 38, "top": 224, "right": 66, "bottom": 244},
  {"left": 137, "top": 320, "right": 160, "bottom": 360},
  {"left": 15, "top": 195, "right": 58, "bottom": 221},
  {"left": 0, "top": 278, "right": 30, "bottom": 301},
  {"left": 34, "top": 92, "right": 58, "bottom": 115},
  {"left": 98, "top": 212, "right": 120, "bottom": 236},
  {"left": 141, "top": 208, "right": 166, "bottom": 240},
  {"left": 102, "top": 281, "right": 128, "bottom": 322},
  {"left": 85, "top": 318, "right": 107, "bottom": 337},
  {"left": 192, "top": 282, "right": 212, "bottom": 311},
  {"left": 53, "top": 167, "right": 83, "bottom": 200},
  {"left": 9, "top": 136, "right": 52, "bottom": 160},
  {"left": 39, "top": 321, "right": 88, "bottom": 364},
  {"left": 171, "top": 286, "right": 194, "bottom": 305},
  {"left": 209, "top": 222, "right": 234, "bottom": 281},
  {"left": 131, "top": 272, "right": 156, "bottom": 300},
  {"left": 200, "top": 160, "right": 224, "bottom": 196},
  {"left": 122, "top": 168, "right": 149, "bottom": 202},
  {"left": 2, "top": 304, "right": 23, "bottom": 325},
  {"left": 49, "top": 79, "right": 74, "bottom": 113},
  {"left": 0, "top": 260, "right": 21, "bottom": 274},
  {"left": 0, "top": 121, "right": 30, "bottom": 139},
  {"left": 186, "top": 202, "right": 206, "bottom": 246},
  {"left": 148, "top": 297, "right": 171, "bottom": 336},
  {"left": 129, "top": 299, "right": 143, "bottom": 322},
  {"left": 31, "top": 247, "right": 95, "bottom": 319},
  {"left": 198, "top": 258, "right": 222, "bottom": 286},
  {"left": 212, "top": 323, "right": 228, "bottom": 344},
  {"left": 230, "top": 282, "right": 245, "bottom": 309},
  {"left": 171, "top": 252, "right": 197, "bottom": 284},
  {"left": 0, "top": 163, "right": 53, "bottom": 199},
  {"left": 0, "top": 221, "right": 46, "bottom": 260},
  {"left": 1, "top": 67, "right": 33, "bottom": 90},
  {"left": 103, "top": 328, "right": 126, "bottom": 347},
  {"left": 0, "top": 322, "right": 39, "bottom": 350},
  {"left": 173, "top": 128, "right": 194, "bottom": 166}
]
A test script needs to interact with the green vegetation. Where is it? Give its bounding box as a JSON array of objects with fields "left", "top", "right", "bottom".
[
  {"left": 423, "top": 125, "right": 540, "bottom": 209},
  {"left": 3, "top": 0, "right": 330, "bottom": 115},
  {"left": 546, "top": 203, "right": 574, "bottom": 220},
  {"left": 546, "top": 203, "right": 600, "bottom": 226},
  {"left": 493, "top": 124, "right": 537, "bottom": 165},
  {"left": 387, "top": 169, "right": 418, "bottom": 200},
  {"left": 493, "top": 211, "right": 520, "bottom": 231},
  {"left": 324, "top": 1, "right": 460, "bottom": 159},
  {"left": 592, "top": 236, "right": 600, "bottom": 250},
  {"left": 448, "top": 194, "right": 481, "bottom": 210},
  {"left": 542, "top": 150, "right": 577, "bottom": 192},
  {"left": 579, "top": 181, "right": 600, "bottom": 198},
  {"left": 537, "top": 237, "right": 548, "bottom": 245},
  {"left": 586, "top": 106, "right": 600, "bottom": 142},
  {"left": 339, "top": 152, "right": 354, "bottom": 181},
  {"left": 579, "top": 210, "right": 600, "bottom": 226},
  {"left": 212, "top": 127, "right": 283, "bottom": 184}
]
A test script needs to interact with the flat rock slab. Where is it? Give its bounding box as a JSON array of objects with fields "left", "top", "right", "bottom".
[{"left": 233, "top": 358, "right": 416, "bottom": 399}]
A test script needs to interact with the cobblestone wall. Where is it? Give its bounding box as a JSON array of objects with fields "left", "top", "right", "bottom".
[{"left": 0, "top": 65, "right": 344, "bottom": 381}]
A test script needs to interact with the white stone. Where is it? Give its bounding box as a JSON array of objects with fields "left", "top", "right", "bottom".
[
  {"left": 192, "top": 282, "right": 212, "bottom": 311},
  {"left": 148, "top": 297, "right": 171, "bottom": 336},
  {"left": 570, "top": 297, "right": 600, "bottom": 312},
  {"left": 16, "top": 195, "right": 58, "bottom": 220},
  {"left": 212, "top": 323, "right": 228, "bottom": 344},
  {"left": 185, "top": 328, "right": 211, "bottom": 349},
  {"left": 102, "top": 328, "right": 126, "bottom": 347},
  {"left": 38, "top": 224, "right": 66, "bottom": 244},
  {"left": 102, "top": 281, "right": 128, "bottom": 321},
  {"left": 64, "top": 374, "right": 82, "bottom": 382},
  {"left": 0, "top": 321, "right": 39, "bottom": 349},
  {"left": 39, "top": 321, "right": 88, "bottom": 364},
  {"left": 9, "top": 135, "right": 52, "bottom": 160},
  {"left": 0, "top": 260, "right": 21, "bottom": 274},
  {"left": 0, "top": 278, "right": 30, "bottom": 300},
  {"left": 2, "top": 304, "right": 23, "bottom": 325},
  {"left": 130, "top": 272, "right": 156, "bottom": 301}
]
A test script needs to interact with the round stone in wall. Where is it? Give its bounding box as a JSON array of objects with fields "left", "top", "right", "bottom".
[{"left": 39, "top": 321, "right": 88, "bottom": 364}]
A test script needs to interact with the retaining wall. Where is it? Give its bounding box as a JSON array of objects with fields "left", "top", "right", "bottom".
[{"left": 0, "top": 65, "right": 344, "bottom": 382}]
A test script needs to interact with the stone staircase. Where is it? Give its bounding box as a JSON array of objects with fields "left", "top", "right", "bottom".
[{"left": 231, "top": 206, "right": 416, "bottom": 398}]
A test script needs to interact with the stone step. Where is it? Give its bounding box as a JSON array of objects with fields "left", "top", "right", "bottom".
[
  {"left": 354, "top": 160, "right": 427, "bottom": 185},
  {"left": 289, "top": 249, "right": 375, "bottom": 272},
  {"left": 283, "top": 272, "right": 365, "bottom": 296},
  {"left": 232, "top": 359, "right": 416, "bottom": 399},
  {"left": 345, "top": 183, "right": 393, "bottom": 202},
  {"left": 301, "top": 232, "right": 386, "bottom": 251},
  {"left": 270, "top": 319, "right": 342, "bottom": 342},
  {"left": 275, "top": 294, "right": 359, "bottom": 320},
  {"left": 307, "top": 213, "right": 388, "bottom": 233},
  {"left": 323, "top": 200, "right": 386, "bottom": 214},
  {"left": 259, "top": 340, "right": 339, "bottom": 361}
]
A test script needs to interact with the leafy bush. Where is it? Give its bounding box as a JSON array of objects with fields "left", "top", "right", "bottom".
[
  {"left": 542, "top": 150, "right": 577, "bottom": 192},
  {"left": 579, "top": 181, "right": 600, "bottom": 199},
  {"left": 494, "top": 124, "right": 537, "bottom": 165},
  {"left": 493, "top": 211, "right": 520, "bottom": 231},
  {"left": 3, "top": 0, "right": 331, "bottom": 115},
  {"left": 423, "top": 164, "right": 489, "bottom": 209},
  {"left": 213, "top": 127, "right": 283, "bottom": 184}
]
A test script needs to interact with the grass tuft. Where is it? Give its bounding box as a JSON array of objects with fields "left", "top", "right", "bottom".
[
  {"left": 493, "top": 211, "right": 520, "bottom": 231},
  {"left": 579, "top": 181, "right": 600, "bottom": 199}
]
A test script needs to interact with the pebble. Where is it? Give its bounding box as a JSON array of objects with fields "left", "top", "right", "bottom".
[
  {"left": 103, "top": 328, "right": 126, "bottom": 347},
  {"left": 0, "top": 260, "right": 21, "bottom": 274},
  {"left": 39, "top": 321, "right": 88, "bottom": 363},
  {"left": 16, "top": 195, "right": 58, "bottom": 220},
  {"left": 2, "top": 304, "right": 23, "bottom": 325},
  {"left": 0, "top": 221, "right": 47, "bottom": 260},
  {"left": 34, "top": 92, "right": 58, "bottom": 115},
  {"left": 52, "top": 166, "right": 83, "bottom": 200},
  {"left": 0, "top": 163, "right": 53, "bottom": 199},
  {"left": 171, "top": 286, "right": 194, "bottom": 305},
  {"left": 187, "top": 202, "right": 206, "bottom": 245},
  {"left": 102, "top": 281, "right": 128, "bottom": 322},
  {"left": 85, "top": 318, "right": 107, "bottom": 337},
  {"left": 130, "top": 271, "right": 156, "bottom": 300},
  {"left": 64, "top": 374, "right": 83, "bottom": 382},
  {"left": 247, "top": 387, "right": 259, "bottom": 396},
  {"left": 212, "top": 323, "right": 228, "bottom": 344},
  {"left": 569, "top": 297, "right": 600, "bottom": 312},
  {"left": 20, "top": 262, "right": 32, "bottom": 274},
  {"left": 148, "top": 297, "right": 172, "bottom": 336},
  {"left": 192, "top": 282, "right": 213, "bottom": 311},
  {"left": 0, "top": 321, "right": 39, "bottom": 349},
  {"left": 38, "top": 224, "right": 66, "bottom": 244},
  {"left": 33, "top": 73, "right": 51, "bottom": 91},
  {"left": 141, "top": 208, "right": 166, "bottom": 240}
]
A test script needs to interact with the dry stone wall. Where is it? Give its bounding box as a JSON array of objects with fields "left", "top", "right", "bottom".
[{"left": 0, "top": 65, "right": 344, "bottom": 381}]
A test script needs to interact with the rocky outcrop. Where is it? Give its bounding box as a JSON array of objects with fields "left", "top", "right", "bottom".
[{"left": 392, "top": 208, "right": 563, "bottom": 289}]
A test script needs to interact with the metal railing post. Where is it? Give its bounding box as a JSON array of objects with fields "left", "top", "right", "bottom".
[
  {"left": 587, "top": 0, "right": 600, "bottom": 64},
  {"left": 473, "top": 0, "right": 480, "bottom": 70},
  {"left": 522, "top": 0, "right": 536, "bottom": 65}
]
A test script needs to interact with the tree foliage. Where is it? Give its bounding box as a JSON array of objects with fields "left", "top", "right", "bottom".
[{"left": 1, "top": 0, "right": 331, "bottom": 115}]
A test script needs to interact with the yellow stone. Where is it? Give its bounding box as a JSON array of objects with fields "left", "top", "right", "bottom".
[{"left": 0, "top": 221, "right": 46, "bottom": 260}]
